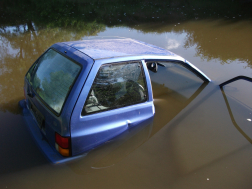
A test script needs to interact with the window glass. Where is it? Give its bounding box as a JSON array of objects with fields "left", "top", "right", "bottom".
[
  {"left": 147, "top": 62, "right": 203, "bottom": 100},
  {"left": 26, "top": 49, "right": 81, "bottom": 114},
  {"left": 83, "top": 62, "right": 147, "bottom": 115}
]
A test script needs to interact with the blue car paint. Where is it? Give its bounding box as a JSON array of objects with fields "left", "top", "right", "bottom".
[
  {"left": 20, "top": 38, "right": 210, "bottom": 163},
  {"left": 63, "top": 38, "right": 176, "bottom": 59}
]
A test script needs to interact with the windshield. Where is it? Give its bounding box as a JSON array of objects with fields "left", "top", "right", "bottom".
[{"left": 26, "top": 49, "right": 81, "bottom": 114}]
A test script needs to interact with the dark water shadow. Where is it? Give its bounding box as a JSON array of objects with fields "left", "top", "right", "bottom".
[
  {"left": 0, "top": 111, "right": 48, "bottom": 176},
  {"left": 1, "top": 0, "right": 252, "bottom": 29}
]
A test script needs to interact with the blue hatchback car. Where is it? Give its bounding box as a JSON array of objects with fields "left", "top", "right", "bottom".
[{"left": 19, "top": 38, "right": 211, "bottom": 163}]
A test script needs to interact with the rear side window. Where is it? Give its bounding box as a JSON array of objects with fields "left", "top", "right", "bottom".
[
  {"left": 26, "top": 49, "right": 81, "bottom": 114},
  {"left": 82, "top": 62, "right": 147, "bottom": 115}
]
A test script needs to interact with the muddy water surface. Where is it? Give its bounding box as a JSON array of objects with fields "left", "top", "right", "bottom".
[{"left": 1, "top": 2, "right": 252, "bottom": 188}]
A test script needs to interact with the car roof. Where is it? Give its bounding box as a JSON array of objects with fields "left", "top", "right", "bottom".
[{"left": 62, "top": 38, "right": 177, "bottom": 60}]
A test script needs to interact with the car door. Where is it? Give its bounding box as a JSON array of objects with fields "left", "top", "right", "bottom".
[{"left": 70, "top": 60, "right": 154, "bottom": 156}]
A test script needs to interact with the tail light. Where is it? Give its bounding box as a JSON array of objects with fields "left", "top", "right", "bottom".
[{"left": 55, "top": 132, "right": 71, "bottom": 157}]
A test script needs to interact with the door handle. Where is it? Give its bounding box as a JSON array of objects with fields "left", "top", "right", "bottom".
[{"left": 126, "top": 120, "right": 132, "bottom": 126}]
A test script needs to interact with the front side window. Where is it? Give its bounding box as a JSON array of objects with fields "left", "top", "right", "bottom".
[
  {"left": 26, "top": 49, "right": 81, "bottom": 114},
  {"left": 83, "top": 62, "right": 147, "bottom": 115}
]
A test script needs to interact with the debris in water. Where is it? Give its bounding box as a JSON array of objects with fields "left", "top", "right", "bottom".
[
  {"left": 207, "top": 178, "right": 210, "bottom": 181},
  {"left": 247, "top": 119, "right": 251, "bottom": 122}
]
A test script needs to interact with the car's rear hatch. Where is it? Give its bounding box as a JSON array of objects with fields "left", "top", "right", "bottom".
[{"left": 23, "top": 43, "right": 94, "bottom": 158}]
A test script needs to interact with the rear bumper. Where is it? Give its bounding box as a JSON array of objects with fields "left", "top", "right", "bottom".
[{"left": 19, "top": 99, "right": 86, "bottom": 164}]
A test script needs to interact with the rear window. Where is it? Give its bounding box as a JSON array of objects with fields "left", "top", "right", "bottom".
[{"left": 26, "top": 49, "right": 81, "bottom": 114}]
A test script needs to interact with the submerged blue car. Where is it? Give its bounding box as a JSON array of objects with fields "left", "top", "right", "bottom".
[{"left": 19, "top": 38, "right": 210, "bottom": 163}]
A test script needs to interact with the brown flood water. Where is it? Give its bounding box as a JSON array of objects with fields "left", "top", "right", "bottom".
[{"left": 1, "top": 19, "right": 252, "bottom": 188}]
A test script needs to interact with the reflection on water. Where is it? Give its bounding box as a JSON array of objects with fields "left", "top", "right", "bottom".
[
  {"left": 221, "top": 77, "right": 252, "bottom": 143},
  {"left": 183, "top": 20, "right": 252, "bottom": 67},
  {"left": 1, "top": 0, "right": 252, "bottom": 188}
]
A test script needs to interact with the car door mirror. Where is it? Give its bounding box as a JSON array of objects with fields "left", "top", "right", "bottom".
[{"left": 147, "top": 62, "right": 158, "bottom": 73}]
